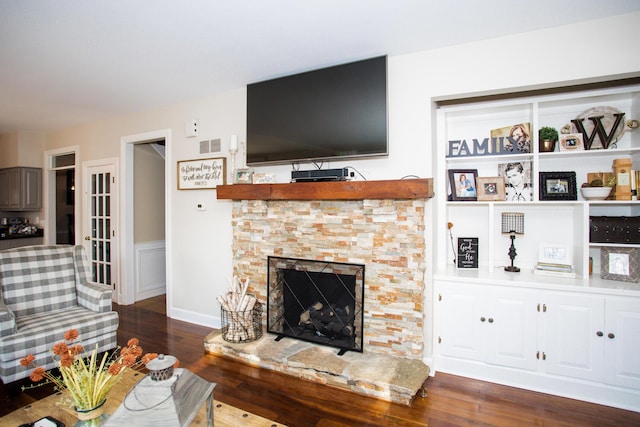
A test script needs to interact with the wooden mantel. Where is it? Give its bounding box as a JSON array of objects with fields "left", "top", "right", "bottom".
[{"left": 216, "top": 178, "right": 433, "bottom": 201}]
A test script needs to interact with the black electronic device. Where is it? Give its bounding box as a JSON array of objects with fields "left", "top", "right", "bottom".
[
  {"left": 291, "top": 168, "right": 350, "bottom": 182},
  {"left": 247, "top": 56, "right": 388, "bottom": 166}
]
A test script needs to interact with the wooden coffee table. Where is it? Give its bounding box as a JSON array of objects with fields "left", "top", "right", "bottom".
[{"left": 1, "top": 369, "right": 285, "bottom": 426}]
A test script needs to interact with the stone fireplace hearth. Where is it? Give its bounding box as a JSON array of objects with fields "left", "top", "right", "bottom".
[
  {"left": 204, "top": 328, "right": 429, "bottom": 404},
  {"left": 207, "top": 179, "right": 433, "bottom": 403}
]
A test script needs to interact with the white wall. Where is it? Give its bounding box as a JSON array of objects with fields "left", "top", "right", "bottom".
[{"left": 41, "top": 12, "right": 640, "bottom": 361}]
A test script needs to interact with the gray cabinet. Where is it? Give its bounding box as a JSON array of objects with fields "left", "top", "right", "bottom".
[{"left": 0, "top": 167, "right": 42, "bottom": 211}]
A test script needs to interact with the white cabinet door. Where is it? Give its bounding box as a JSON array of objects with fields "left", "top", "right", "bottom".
[
  {"left": 605, "top": 297, "right": 640, "bottom": 389},
  {"left": 439, "top": 284, "right": 485, "bottom": 361},
  {"left": 543, "top": 292, "right": 605, "bottom": 382},
  {"left": 438, "top": 282, "right": 538, "bottom": 370},
  {"left": 485, "top": 288, "right": 538, "bottom": 371}
]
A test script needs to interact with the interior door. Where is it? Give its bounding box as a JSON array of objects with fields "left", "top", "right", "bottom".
[{"left": 83, "top": 161, "right": 118, "bottom": 300}]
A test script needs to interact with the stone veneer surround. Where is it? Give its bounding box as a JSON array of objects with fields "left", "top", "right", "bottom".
[{"left": 232, "top": 198, "right": 426, "bottom": 359}]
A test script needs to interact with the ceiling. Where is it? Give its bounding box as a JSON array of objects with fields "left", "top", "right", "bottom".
[{"left": 1, "top": 0, "right": 639, "bottom": 133}]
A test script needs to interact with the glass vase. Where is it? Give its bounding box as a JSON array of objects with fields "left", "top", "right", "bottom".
[{"left": 74, "top": 399, "right": 108, "bottom": 427}]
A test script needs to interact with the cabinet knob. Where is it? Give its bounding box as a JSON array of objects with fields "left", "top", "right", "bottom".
[
  {"left": 488, "top": 318, "right": 494, "bottom": 323},
  {"left": 608, "top": 333, "right": 615, "bottom": 339},
  {"left": 596, "top": 331, "right": 604, "bottom": 337},
  {"left": 480, "top": 317, "right": 486, "bottom": 322}
]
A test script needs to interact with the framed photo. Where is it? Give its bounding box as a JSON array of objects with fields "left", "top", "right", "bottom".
[
  {"left": 476, "top": 176, "right": 506, "bottom": 201},
  {"left": 601, "top": 246, "right": 639, "bottom": 282},
  {"left": 539, "top": 171, "right": 577, "bottom": 201},
  {"left": 559, "top": 133, "right": 584, "bottom": 151},
  {"left": 448, "top": 169, "right": 478, "bottom": 201},
  {"left": 538, "top": 243, "right": 572, "bottom": 266},
  {"left": 457, "top": 237, "right": 479, "bottom": 269},
  {"left": 490, "top": 122, "right": 532, "bottom": 153},
  {"left": 498, "top": 161, "right": 533, "bottom": 202},
  {"left": 234, "top": 168, "right": 253, "bottom": 184},
  {"left": 177, "top": 157, "right": 226, "bottom": 189}
]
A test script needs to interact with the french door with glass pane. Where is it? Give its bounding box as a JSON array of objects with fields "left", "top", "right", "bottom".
[{"left": 83, "top": 161, "right": 118, "bottom": 300}]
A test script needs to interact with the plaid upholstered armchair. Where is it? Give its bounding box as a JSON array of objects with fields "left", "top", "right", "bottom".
[{"left": 0, "top": 245, "right": 119, "bottom": 383}]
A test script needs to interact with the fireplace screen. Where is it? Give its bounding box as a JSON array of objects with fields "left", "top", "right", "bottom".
[{"left": 267, "top": 256, "right": 365, "bottom": 355}]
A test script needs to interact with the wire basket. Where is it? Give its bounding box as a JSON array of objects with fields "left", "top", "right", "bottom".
[{"left": 221, "top": 301, "right": 263, "bottom": 343}]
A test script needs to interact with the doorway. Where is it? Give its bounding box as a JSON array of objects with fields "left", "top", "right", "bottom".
[
  {"left": 45, "top": 147, "right": 79, "bottom": 246},
  {"left": 121, "top": 129, "right": 171, "bottom": 308},
  {"left": 55, "top": 169, "right": 75, "bottom": 244}
]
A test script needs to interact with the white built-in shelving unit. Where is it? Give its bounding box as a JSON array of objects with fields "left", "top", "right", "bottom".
[
  {"left": 432, "top": 83, "right": 640, "bottom": 412},
  {"left": 435, "top": 84, "right": 640, "bottom": 289}
]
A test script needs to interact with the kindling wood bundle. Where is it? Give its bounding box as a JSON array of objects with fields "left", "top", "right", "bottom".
[{"left": 217, "top": 276, "right": 259, "bottom": 342}]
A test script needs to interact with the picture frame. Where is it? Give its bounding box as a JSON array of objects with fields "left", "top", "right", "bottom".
[
  {"left": 498, "top": 161, "right": 533, "bottom": 202},
  {"left": 559, "top": 133, "right": 584, "bottom": 151},
  {"left": 601, "top": 246, "right": 639, "bottom": 283},
  {"left": 538, "top": 243, "right": 572, "bottom": 266},
  {"left": 448, "top": 169, "right": 478, "bottom": 201},
  {"left": 476, "top": 176, "right": 506, "bottom": 201},
  {"left": 539, "top": 171, "right": 577, "bottom": 201},
  {"left": 490, "top": 122, "right": 532, "bottom": 154},
  {"left": 177, "top": 157, "right": 226, "bottom": 190},
  {"left": 234, "top": 168, "right": 253, "bottom": 184}
]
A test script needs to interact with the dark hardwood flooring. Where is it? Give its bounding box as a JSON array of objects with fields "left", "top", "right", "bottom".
[{"left": 3, "top": 295, "right": 640, "bottom": 426}]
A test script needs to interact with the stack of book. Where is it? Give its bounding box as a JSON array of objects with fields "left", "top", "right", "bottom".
[{"left": 533, "top": 262, "right": 576, "bottom": 278}]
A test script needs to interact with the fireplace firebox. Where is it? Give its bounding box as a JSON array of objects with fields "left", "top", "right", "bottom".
[{"left": 267, "top": 256, "right": 365, "bottom": 355}]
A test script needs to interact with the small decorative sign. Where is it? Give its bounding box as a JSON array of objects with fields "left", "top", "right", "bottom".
[
  {"left": 177, "top": 157, "right": 226, "bottom": 189},
  {"left": 252, "top": 172, "right": 276, "bottom": 184},
  {"left": 457, "top": 237, "right": 479, "bottom": 269}
]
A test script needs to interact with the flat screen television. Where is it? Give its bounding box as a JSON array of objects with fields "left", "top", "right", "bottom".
[{"left": 246, "top": 56, "right": 388, "bottom": 166}]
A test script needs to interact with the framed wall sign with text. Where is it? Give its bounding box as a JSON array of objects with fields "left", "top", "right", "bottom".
[
  {"left": 457, "top": 237, "right": 479, "bottom": 269},
  {"left": 177, "top": 157, "right": 226, "bottom": 189}
]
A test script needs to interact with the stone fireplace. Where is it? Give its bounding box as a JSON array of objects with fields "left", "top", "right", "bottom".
[
  {"left": 205, "top": 179, "right": 433, "bottom": 403},
  {"left": 231, "top": 197, "right": 426, "bottom": 358}
]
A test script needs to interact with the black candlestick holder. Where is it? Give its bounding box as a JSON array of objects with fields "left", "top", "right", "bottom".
[{"left": 505, "top": 233, "right": 520, "bottom": 272}]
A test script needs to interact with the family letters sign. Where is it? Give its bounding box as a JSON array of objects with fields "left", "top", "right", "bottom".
[{"left": 447, "top": 136, "right": 526, "bottom": 157}]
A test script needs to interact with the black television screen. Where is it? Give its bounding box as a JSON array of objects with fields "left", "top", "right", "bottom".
[{"left": 246, "top": 56, "right": 388, "bottom": 166}]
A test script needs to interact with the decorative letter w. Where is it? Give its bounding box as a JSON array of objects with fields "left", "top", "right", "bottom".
[{"left": 571, "top": 113, "right": 625, "bottom": 150}]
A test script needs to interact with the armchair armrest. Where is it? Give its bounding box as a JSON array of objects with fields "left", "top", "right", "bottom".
[
  {"left": 76, "top": 281, "right": 113, "bottom": 313},
  {"left": 73, "top": 245, "right": 113, "bottom": 313},
  {"left": 0, "top": 300, "right": 16, "bottom": 337}
]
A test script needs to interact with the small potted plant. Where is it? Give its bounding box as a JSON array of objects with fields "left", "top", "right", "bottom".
[{"left": 538, "top": 127, "right": 559, "bottom": 152}]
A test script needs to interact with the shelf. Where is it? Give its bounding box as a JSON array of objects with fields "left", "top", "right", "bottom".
[
  {"left": 216, "top": 178, "right": 434, "bottom": 201},
  {"left": 445, "top": 153, "right": 533, "bottom": 164},
  {"left": 538, "top": 147, "right": 640, "bottom": 159}
]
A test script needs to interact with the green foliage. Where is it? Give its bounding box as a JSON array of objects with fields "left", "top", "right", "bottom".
[{"left": 538, "top": 126, "right": 559, "bottom": 141}]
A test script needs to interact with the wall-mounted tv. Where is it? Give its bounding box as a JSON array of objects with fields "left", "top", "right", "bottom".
[{"left": 246, "top": 56, "right": 388, "bottom": 166}]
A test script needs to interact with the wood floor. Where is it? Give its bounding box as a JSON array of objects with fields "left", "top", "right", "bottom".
[{"left": 3, "top": 295, "right": 640, "bottom": 426}]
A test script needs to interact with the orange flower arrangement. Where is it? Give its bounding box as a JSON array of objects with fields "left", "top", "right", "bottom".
[{"left": 20, "top": 329, "right": 169, "bottom": 411}]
